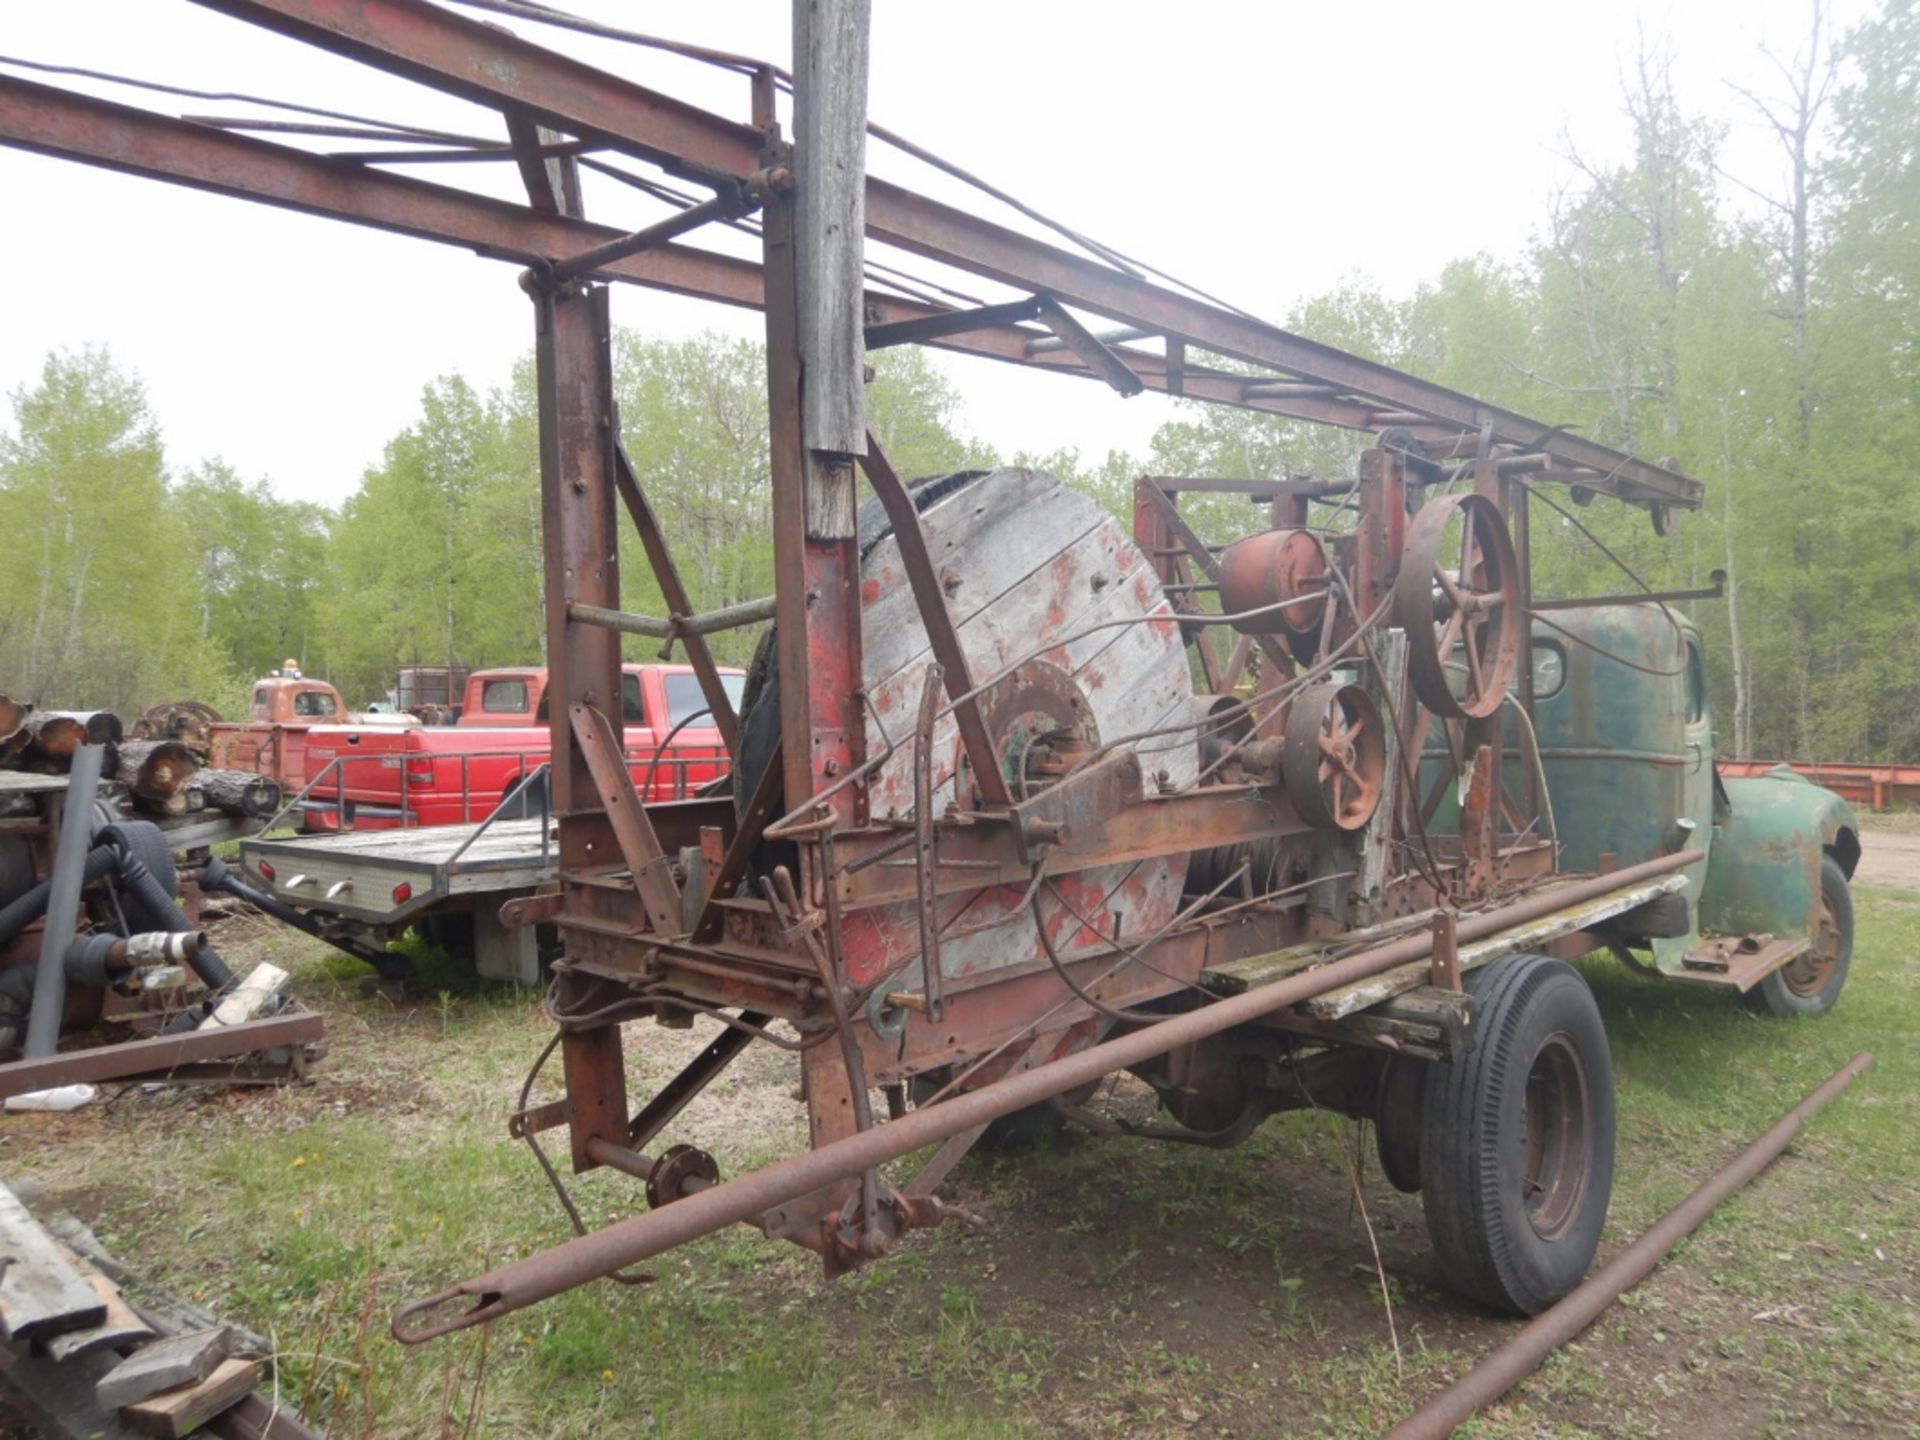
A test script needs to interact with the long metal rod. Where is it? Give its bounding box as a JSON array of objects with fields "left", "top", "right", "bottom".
[
  {"left": 1384, "top": 1051, "right": 1874, "bottom": 1440},
  {"left": 391, "top": 849, "right": 1701, "bottom": 1341},
  {"left": 24, "top": 743, "right": 107, "bottom": 1058},
  {"left": 547, "top": 178, "right": 764, "bottom": 283},
  {"left": 567, "top": 595, "right": 775, "bottom": 640}
]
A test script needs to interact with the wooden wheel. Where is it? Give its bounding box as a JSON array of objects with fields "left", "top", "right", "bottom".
[
  {"left": 1397, "top": 493, "right": 1523, "bottom": 719},
  {"left": 1281, "top": 682, "right": 1385, "bottom": 831}
]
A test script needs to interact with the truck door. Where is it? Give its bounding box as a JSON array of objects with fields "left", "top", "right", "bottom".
[{"left": 1650, "top": 627, "right": 1718, "bottom": 967}]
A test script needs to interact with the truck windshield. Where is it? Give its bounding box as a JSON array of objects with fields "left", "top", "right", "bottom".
[
  {"left": 293, "top": 690, "right": 336, "bottom": 718},
  {"left": 664, "top": 673, "right": 746, "bottom": 727}
]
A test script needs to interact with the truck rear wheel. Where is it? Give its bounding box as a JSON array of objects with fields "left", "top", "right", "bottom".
[
  {"left": 1420, "top": 952, "right": 1615, "bottom": 1315},
  {"left": 1743, "top": 856, "right": 1853, "bottom": 1017}
]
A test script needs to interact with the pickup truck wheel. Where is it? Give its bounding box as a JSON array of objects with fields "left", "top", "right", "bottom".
[
  {"left": 1743, "top": 856, "right": 1853, "bottom": 1017},
  {"left": 1421, "top": 952, "right": 1615, "bottom": 1316}
]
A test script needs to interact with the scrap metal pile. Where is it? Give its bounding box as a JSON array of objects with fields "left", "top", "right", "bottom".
[{"left": 0, "top": 701, "right": 319, "bottom": 1089}]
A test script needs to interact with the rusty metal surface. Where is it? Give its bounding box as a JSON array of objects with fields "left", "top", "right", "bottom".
[
  {"left": 392, "top": 852, "right": 1699, "bottom": 1340},
  {"left": 0, "top": 0, "right": 1755, "bottom": 1343},
  {"left": 0, "top": 1013, "right": 324, "bottom": 1099}
]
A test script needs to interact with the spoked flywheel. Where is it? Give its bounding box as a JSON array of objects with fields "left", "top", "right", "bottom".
[{"left": 1396, "top": 493, "right": 1524, "bottom": 719}]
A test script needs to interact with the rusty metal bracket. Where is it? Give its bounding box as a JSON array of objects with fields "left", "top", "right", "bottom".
[
  {"left": 1429, "top": 909, "right": 1461, "bottom": 991},
  {"left": 508, "top": 1096, "right": 572, "bottom": 1140},
  {"left": 1034, "top": 296, "right": 1145, "bottom": 396},
  {"left": 864, "top": 294, "right": 1044, "bottom": 349},
  {"left": 857, "top": 431, "right": 1012, "bottom": 809},
  {"left": 691, "top": 739, "right": 783, "bottom": 943},
  {"left": 566, "top": 702, "right": 682, "bottom": 934},
  {"left": 912, "top": 664, "right": 947, "bottom": 1023}
]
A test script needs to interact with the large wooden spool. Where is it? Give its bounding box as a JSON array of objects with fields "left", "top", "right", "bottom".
[{"left": 839, "top": 468, "right": 1196, "bottom": 990}]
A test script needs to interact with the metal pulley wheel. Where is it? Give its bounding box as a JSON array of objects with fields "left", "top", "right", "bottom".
[
  {"left": 1281, "top": 682, "right": 1385, "bottom": 831},
  {"left": 1217, "top": 528, "right": 1329, "bottom": 651},
  {"left": 1396, "top": 493, "right": 1523, "bottom": 719}
]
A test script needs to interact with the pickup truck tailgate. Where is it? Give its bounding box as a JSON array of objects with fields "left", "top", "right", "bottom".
[{"left": 240, "top": 818, "right": 553, "bottom": 925}]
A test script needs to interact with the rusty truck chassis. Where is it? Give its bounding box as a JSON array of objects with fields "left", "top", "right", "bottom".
[{"left": 0, "top": 0, "right": 1714, "bottom": 1341}]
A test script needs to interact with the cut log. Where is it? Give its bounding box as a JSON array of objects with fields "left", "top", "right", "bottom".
[
  {"left": 23, "top": 711, "right": 86, "bottom": 762},
  {"left": 115, "top": 740, "right": 199, "bottom": 802},
  {"left": 0, "top": 693, "right": 25, "bottom": 745},
  {"left": 121, "top": 1356, "right": 258, "bottom": 1438},
  {"left": 0, "top": 727, "right": 27, "bottom": 767},
  {"left": 44, "top": 1242, "right": 156, "bottom": 1361},
  {"left": 186, "top": 769, "right": 281, "bottom": 818},
  {"left": 46, "top": 710, "right": 124, "bottom": 746},
  {"left": 0, "top": 1181, "right": 106, "bottom": 1341},
  {"left": 201, "top": 963, "right": 288, "bottom": 1030},
  {"left": 97, "top": 1326, "right": 231, "bottom": 1409}
]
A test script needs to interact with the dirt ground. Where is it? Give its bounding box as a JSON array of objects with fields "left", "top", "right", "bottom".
[{"left": 1854, "top": 824, "right": 1920, "bottom": 889}]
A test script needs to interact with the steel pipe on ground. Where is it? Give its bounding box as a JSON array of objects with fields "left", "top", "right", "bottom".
[
  {"left": 1382, "top": 1050, "right": 1874, "bottom": 1440},
  {"left": 392, "top": 850, "right": 1701, "bottom": 1342}
]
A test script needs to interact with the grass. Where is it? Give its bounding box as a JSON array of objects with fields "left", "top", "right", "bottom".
[{"left": 3, "top": 884, "right": 1916, "bottom": 1437}]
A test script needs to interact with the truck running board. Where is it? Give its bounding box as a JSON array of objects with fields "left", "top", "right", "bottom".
[{"left": 1672, "top": 933, "right": 1810, "bottom": 991}]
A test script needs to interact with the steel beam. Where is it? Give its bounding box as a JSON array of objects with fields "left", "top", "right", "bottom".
[
  {"left": 187, "top": 0, "right": 1699, "bottom": 508},
  {"left": 0, "top": 1014, "right": 323, "bottom": 1100},
  {"left": 0, "top": 78, "right": 1444, "bottom": 447}
]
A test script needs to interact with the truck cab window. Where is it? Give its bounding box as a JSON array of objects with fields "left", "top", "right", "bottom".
[
  {"left": 252, "top": 686, "right": 270, "bottom": 717},
  {"left": 293, "top": 690, "right": 336, "bottom": 718},
  {"left": 482, "top": 679, "right": 530, "bottom": 713},
  {"left": 665, "top": 672, "right": 747, "bottom": 726},
  {"left": 621, "top": 673, "right": 647, "bottom": 724},
  {"left": 1686, "top": 638, "right": 1707, "bottom": 723}
]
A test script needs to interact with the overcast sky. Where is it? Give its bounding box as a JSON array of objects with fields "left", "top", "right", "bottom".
[{"left": 0, "top": 0, "right": 1869, "bottom": 507}]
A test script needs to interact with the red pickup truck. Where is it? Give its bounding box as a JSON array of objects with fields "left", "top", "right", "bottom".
[{"left": 297, "top": 663, "right": 743, "bottom": 831}]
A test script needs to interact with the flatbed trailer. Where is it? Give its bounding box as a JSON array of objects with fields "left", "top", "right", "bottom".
[{"left": 238, "top": 814, "right": 555, "bottom": 985}]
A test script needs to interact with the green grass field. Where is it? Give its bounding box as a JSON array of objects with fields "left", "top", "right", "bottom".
[{"left": 4, "top": 883, "right": 1915, "bottom": 1439}]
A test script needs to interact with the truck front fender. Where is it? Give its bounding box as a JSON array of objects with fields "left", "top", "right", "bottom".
[{"left": 1699, "top": 766, "right": 1859, "bottom": 943}]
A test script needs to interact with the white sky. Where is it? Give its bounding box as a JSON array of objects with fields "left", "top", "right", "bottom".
[{"left": 0, "top": 0, "right": 1869, "bottom": 507}]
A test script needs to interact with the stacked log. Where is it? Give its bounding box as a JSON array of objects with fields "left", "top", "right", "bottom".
[
  {"left": 183, "top": 769, "right": 280, "bottom": 819},
  {"left": 0, "top": 695, "right": 25, "bottom": 767},
  {"left": 1, "top": 701, "right": 265, "bottom": 821},
  {"left": 112, "top": 741, "right": 199, "bottom": 815}
]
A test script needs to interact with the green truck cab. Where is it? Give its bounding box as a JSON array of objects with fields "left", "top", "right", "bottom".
[{"left": 1461, "top": 604, "right": 1860, "bottom": 1014}]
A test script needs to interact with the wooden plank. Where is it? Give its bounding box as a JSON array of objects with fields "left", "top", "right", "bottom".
[
  {"left": 121, "top": 1356, "right": 259, "bottom": 1438},
  {"left": 202, "top": 965, "right": 287, "bottom": 1029},
  {"left": 98, "top": 1326, "right": 231, "bottom": 1409},
  {"left": 793, "top": 0, "right": 871, "bottom": 465},
  {"left": 44, "top": 1242, "right": 155, "bottom": 1362},
  {"left": 1298, "top": 873, "right": 1690, "bottom": 1019},
  {"left": 0, "top": 1181, "right": 105, "bottom": 1341}
]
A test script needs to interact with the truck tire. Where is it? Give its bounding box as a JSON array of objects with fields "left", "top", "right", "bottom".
[
  {"left": 1742, "top": 856, "right": 1853, "bottom": 1017},
  {"left": 1420, "top": 952, "right": 1615, "bottom": 1315}
]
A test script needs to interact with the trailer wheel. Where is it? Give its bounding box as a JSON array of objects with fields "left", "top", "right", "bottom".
[
  {"left": 1743, "top": 856, "right": 1853, "bottom": 1017},
  {"left": 1420, "top": 952, "right": 1614, "bottom": 1315}
]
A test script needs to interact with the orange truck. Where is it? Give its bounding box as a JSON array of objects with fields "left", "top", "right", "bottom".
[{"left": 206, "top": 663, "right": 411, "bottom": 793}]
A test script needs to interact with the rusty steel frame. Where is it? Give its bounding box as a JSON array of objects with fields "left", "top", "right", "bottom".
[{"left": 0, "top": 0, "right": 1713, "bottom": 1338}]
